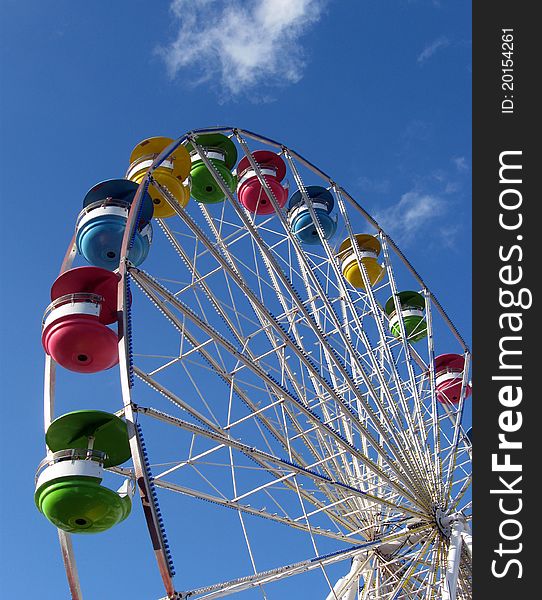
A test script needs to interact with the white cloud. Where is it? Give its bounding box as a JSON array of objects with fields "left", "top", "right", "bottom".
[
  {"left": 444, "top": 180, "right": 460, "bottom": 194},
  {"left": 158, "top": 0, "right": 325, "bottom": 96},
  {"left": 417, "top": 36, "right": 449, "bottom": 64},
  {"left": 438, "top": 224, "right": 462, "bottom": 249},
  {"left": 374, "top": 191, "right": 447, "bottom": 244},
  {"left": 452, "top": 156, "right": 469, "bottom": 172},
  {"left": 358, "top": 176, "right": 391, "bottom": 195}
]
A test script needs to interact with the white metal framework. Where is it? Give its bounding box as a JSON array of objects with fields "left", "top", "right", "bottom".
[{"left": 44, "top": 127, "right": 472, "bottom": 599}]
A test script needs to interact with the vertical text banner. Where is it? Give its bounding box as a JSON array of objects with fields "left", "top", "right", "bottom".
[{"left": 473, "top": 1, "right": 537, "bottom": 596}]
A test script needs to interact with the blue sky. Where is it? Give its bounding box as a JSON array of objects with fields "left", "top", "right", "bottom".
[{"left": 0, "top": 1, "right": 471, "bottom": 597}]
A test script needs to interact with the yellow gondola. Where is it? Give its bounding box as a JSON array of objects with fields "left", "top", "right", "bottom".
[
  {"left": 337, "top": 234, "right": 385, "bottom": 290},
  {"left": 126, "top": 136, "right": 191, "bottom": 218}
]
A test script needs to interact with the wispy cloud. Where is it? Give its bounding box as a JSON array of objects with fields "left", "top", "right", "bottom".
[
  {"left": 158, "top": 0, "right": 325, "bottom": 97},
  {"left": 452, "top": 156, "right": 469, "bottom": 172},
  {"left": 417, "top": 36, "right": 449, "bottom": 64},
  {"left": 357, "top": 176, "right": 391, "bottom": 195},
  {"left": 374, "top": 191, "right": 447, "bottom": 244},
  {"left": 438, "top": 224, "right": 462, "bottom": 249}
]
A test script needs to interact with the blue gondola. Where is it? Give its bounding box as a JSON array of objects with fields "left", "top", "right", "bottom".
[
  {"left": 76, "top": 179, "right": 154, "bottom": 270},
  {"left": 287, "top": 186, "right": 337, "bottom": 244}
]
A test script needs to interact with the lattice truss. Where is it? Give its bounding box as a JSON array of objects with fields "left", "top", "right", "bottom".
[{"left": 111, "top": 128, "right": 471, "bottom": 599}]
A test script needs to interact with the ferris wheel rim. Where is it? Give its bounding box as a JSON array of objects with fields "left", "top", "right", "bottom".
[{"left": 42, "top": 126, "right": 472, "bottom": 600}]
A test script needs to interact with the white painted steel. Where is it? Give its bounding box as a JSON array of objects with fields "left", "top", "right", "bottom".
[
  {"left": 190, "top": 150, "right": 226, "bottom": 163},
  {"left": 36, "top": 458, "right": 104, "bottom": 490},
  {"left": 287, "top": 201, "right": 331, "bottom": 222},
  {"left": 43, "top": 300, "right": 101, "bottom": 329},
  {"left": 43, "top": 235, "right": 83, "bottom": 600},
  {"left": 126, "top": 158, "right": 175, "bottom": 180},
  {"left": 76, "top": 204, "right": 129, "bottom": 229},
  {"left": 442, "top": 519, "right": 464, "bottom": 600},
  {"left": 436, "top": 371, "right": 466, "bottom": 387},
  {"left": 237, "top": 167, "right": 278, "bottom": 187},
  {"left": 389, "top": 308, "right": 425, "bottom": 326},
  {"left": 44, "top": 127, "right": 471, "bottom": 600}
]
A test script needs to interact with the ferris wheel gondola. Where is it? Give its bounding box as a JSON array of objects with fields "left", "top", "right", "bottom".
[{"left": 37, "top": 127, "right": 472, "bottom": 600}]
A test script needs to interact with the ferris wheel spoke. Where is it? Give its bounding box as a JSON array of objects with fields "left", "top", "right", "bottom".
[
  {"left": 152, "top": 184, "right": 424, "bottom": 496},
  {"left": 134, "top": 404, "right": 426, "bottom": 520},
  {"left": 202, "top": 142, "right": 406, "bottom": 412},
  {"left": 253, "top": 243, "right": 374, "bottom": 503},
  {"left": 288, "top": 258, "right": 417, "bottom": 528},
  {"left": 379, "top": 234, "right": 436, "bottom": 480},
  {"left": 278, "top": 398, "right": 375, "bottom": 564},
  {"left": 333, "top": 220, "right": 432, "bottom": 502},
  {"left": 421, "top": 291, "right": 445, "bottom": 504},
  {"left": 132, "top": 267, "right": 428, "bottom": 511},
  {"left": 238, "top": 141, "right": 430, "bottom": 495},
  {"left": 150, "top": 477, "right": 355, "bottom": 544},
  {"left": 337, "top": 186, "right": 469, "bottom": 353},
  {"left": 280, "top": 400, "right": 364, "bottom": 502},
  {"left": 424, "top": 537, "right": 444, "bottom": 600},
  {"left": 136, "top": 290, "right": 354, "bottom": 492},
  {"left": 41, "top": 127, "right": 471, "bottom": 598},
  {"left": 442, "top": 354, "right": 471, "bottom": 506},
  {"left": 135, "top": 360, "right": 365, "bottom": 531},
  {"left": 110, "top": 461, "right": 360, "bottom": 546},
  {"left": 284, "top": 436, "right": 341, "bottom": 599},
  {"left": 227, "top": 446, "right": 270, "bottom": 600},
  {"left": 131, "top": 374, "right": 365, "bottom": 533},
  {"left": 381, "top": 531, "right": 438, "bottom": 599},
  {"left": 168, "top": 524, "right": 432, "bottom": 600},
  {"left": 447, "top": 472, "right": 472, "bottom": 515},
  {"left": 270, "top": 145, "right": 451, "bottom": 506}
]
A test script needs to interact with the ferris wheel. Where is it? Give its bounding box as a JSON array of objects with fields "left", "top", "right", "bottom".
[{"left": 36, "top": 127, "right": 472, "bottom": 599}]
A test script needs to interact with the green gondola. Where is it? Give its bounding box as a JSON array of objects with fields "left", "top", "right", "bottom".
[
  {"left": 35, "top": 410, "right": 132, "bottom": 534},
  {"left": 385, "top": 291, "right": 427, "bottom": 342},
  {"left": 186, "top": 133, "right": 237, "bottom": 203}
]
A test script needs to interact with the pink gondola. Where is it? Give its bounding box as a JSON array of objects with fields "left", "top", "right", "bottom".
[
  {"left": 434, "top": 353, "right": 472, "bottom": 405},
  {"left": 236, "top": 150, "right": 288, "bottom": 215},
  {"left": 42, "top": 267, "right": 120, "bottom": 373}
]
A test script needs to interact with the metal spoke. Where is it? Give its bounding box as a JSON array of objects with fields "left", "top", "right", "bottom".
[{"left": 42, "top": 127, "right": 471, "bottom": 599}]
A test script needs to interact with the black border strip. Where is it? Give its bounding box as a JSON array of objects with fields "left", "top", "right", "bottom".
[{"left": 473, "top": 2, "right": 538, "bottom": 596}]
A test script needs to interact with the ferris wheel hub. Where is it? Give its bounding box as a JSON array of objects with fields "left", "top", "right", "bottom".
[
  {"left": 434, "top": 506, "right": 455, "bottom": 538},
  {"left": 39, "top": 126, "right": 472, "bottom": 598}
]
